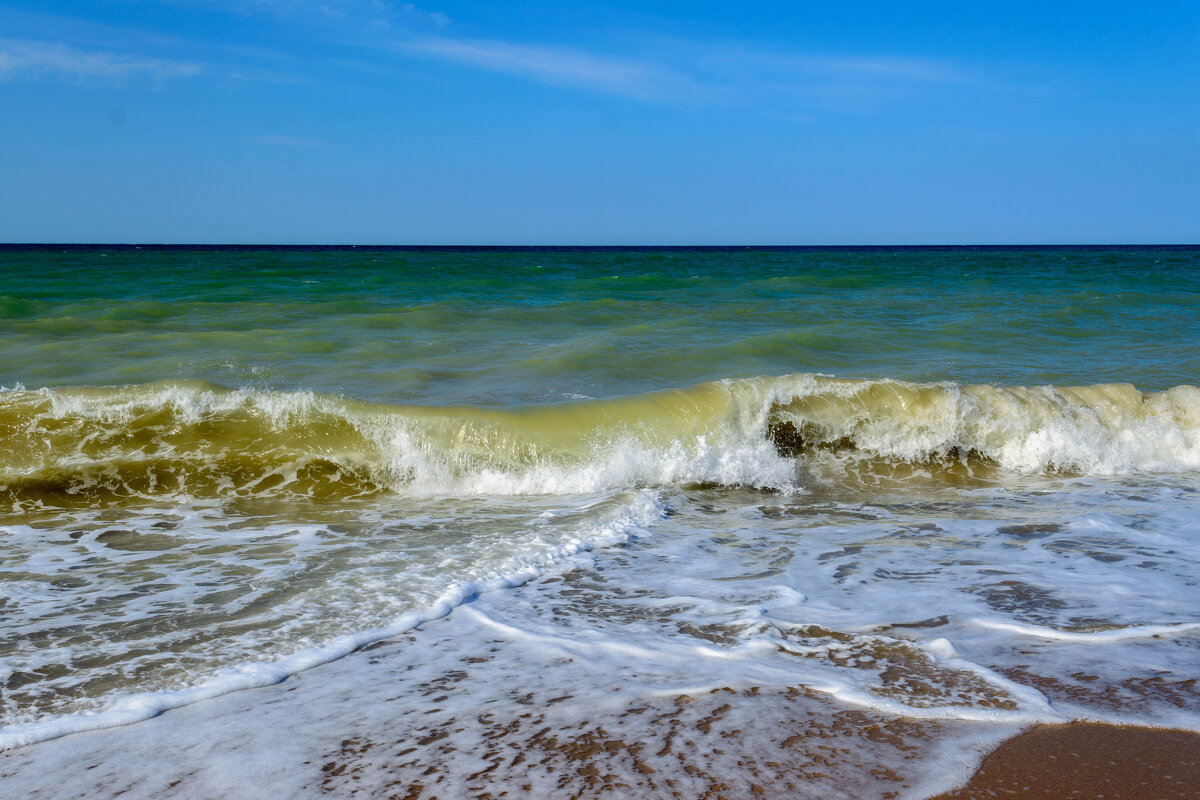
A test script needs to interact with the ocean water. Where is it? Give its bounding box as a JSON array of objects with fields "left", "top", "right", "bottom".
[{"left": 1, "top": 246, "right": 1199, "bottom": 795}]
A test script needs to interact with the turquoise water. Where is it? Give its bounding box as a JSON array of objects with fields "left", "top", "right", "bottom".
[
  {"left": 4, "top": 247, "right": 1197, "bottom": 402},
  {"left": 1, "top": 246, "right": 1198, "bottom": 797}
]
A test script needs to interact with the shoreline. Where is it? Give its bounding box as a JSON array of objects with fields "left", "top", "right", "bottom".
[
  {"left": 7, "top": 590, "right": 1198, "bottom": 799},
  {"left": 4, "top": 510, "right": 1200, "bottom": 799},
  {"left": 6, "top": 676, "right": 1200, "bottom": 799}
]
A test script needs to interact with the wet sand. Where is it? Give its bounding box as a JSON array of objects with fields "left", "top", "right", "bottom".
[
  {"left": 3, "top": 561, "right": 1198, "bottom": 799},
  {"left": 932, "top": 722, "right": 1200, "bottom": 800},
  {"left": 313, "top": 709, "right": 1200, "bottom": 800},
  {"left": 4, "top": 660, "right": 1198, "bottom": 799}
]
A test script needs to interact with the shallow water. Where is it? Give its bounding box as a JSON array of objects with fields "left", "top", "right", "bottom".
[{"left": 1, "top": 247, "right": 1198, "bottom": 777}]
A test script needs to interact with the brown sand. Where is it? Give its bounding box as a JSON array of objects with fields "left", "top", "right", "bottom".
[{"left": 932, "top": 723, "right": 1200, "bottom": 800}]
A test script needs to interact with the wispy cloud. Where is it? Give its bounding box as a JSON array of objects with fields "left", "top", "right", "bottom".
[
  {"left": 398, "top": 34, "right": 973, "bottom": 107},
  {"left": 403, "top": 37, "right": 694, "bottom": 100},
  {"left": 0, "top": 38, "right": 203, "bottom": 83},
  {"left": 1, "top": 4, "right": 978, "bottom": 109},
  {"left": 799, "top": 55, "right": 966, "bottom": 84}
]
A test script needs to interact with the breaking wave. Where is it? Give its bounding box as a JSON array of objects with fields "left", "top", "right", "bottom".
[{"left": 1, "top": 374, "right": 1197, "bottom": 506}]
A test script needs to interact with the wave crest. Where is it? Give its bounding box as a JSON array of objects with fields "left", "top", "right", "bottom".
[
  {"left": 766, "top": 378, "right": 1200, "bottom": 475},
  {"left": 1, "top": 375, "right": 1196, "bottom": 505}
]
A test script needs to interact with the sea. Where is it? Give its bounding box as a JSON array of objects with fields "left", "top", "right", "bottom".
[{"left": 1, "top": 245, "right": 1198, "bottom": 798}]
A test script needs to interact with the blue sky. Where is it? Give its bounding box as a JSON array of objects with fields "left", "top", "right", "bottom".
[{"left": 1, "top": 1, "right": 1197, "bottom": 244}]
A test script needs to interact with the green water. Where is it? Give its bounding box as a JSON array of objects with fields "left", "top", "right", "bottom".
[{"left": 3, "top": 247, "right": 1196, "bottom": 402}]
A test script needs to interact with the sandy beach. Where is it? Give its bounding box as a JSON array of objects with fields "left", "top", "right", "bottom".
[{"left": 933, "top": 723, "right": 1200, "bottom": 799}]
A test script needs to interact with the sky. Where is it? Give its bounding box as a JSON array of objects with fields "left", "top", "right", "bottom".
[{"left": 1, "top": 1, "right": 1198, "bottom": 244}]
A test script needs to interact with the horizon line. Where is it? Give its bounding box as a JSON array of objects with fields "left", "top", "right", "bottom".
[{"left": 3, "top": 243, "right": 1199, "bottom": 251}]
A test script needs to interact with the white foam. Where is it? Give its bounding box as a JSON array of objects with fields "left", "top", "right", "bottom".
[
  {"left": 765, "top": 375, "right": 1200, "bottom": 474},
  {"left": 36, "top": 382, "right": 321, "bottom": 426},
  {"left": 4, "top": 472, "right": 1200, "bottom": 798},
  {"left": 972, "top": 619, "right": 1200, "bottom": 642},
  {"left": 0, "top": 583, "right": 1026, "bottom": 800},
  {"left": 379, "top": 425, "right": 798, "bottom": 497},
  {"left": 0, "top": 490, "right": 667, "bottom": 750}
]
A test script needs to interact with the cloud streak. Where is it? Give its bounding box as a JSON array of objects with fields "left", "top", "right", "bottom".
[
  {"left": 0, "top": 5, "right": 977, "bottom": 110},
  {"left": 397, "top": 28, "right": 972, "bottom": 106},
  {"left": 403, "top": 37, "right": 692, "bottom": 99},
  {"left": 0, "top": 38, "right": 203, "bottom": 83}
]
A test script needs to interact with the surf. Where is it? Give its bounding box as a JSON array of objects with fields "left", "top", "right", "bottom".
[{"left": 2, "top": 374, "right": 1197, "bottom": 509}]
